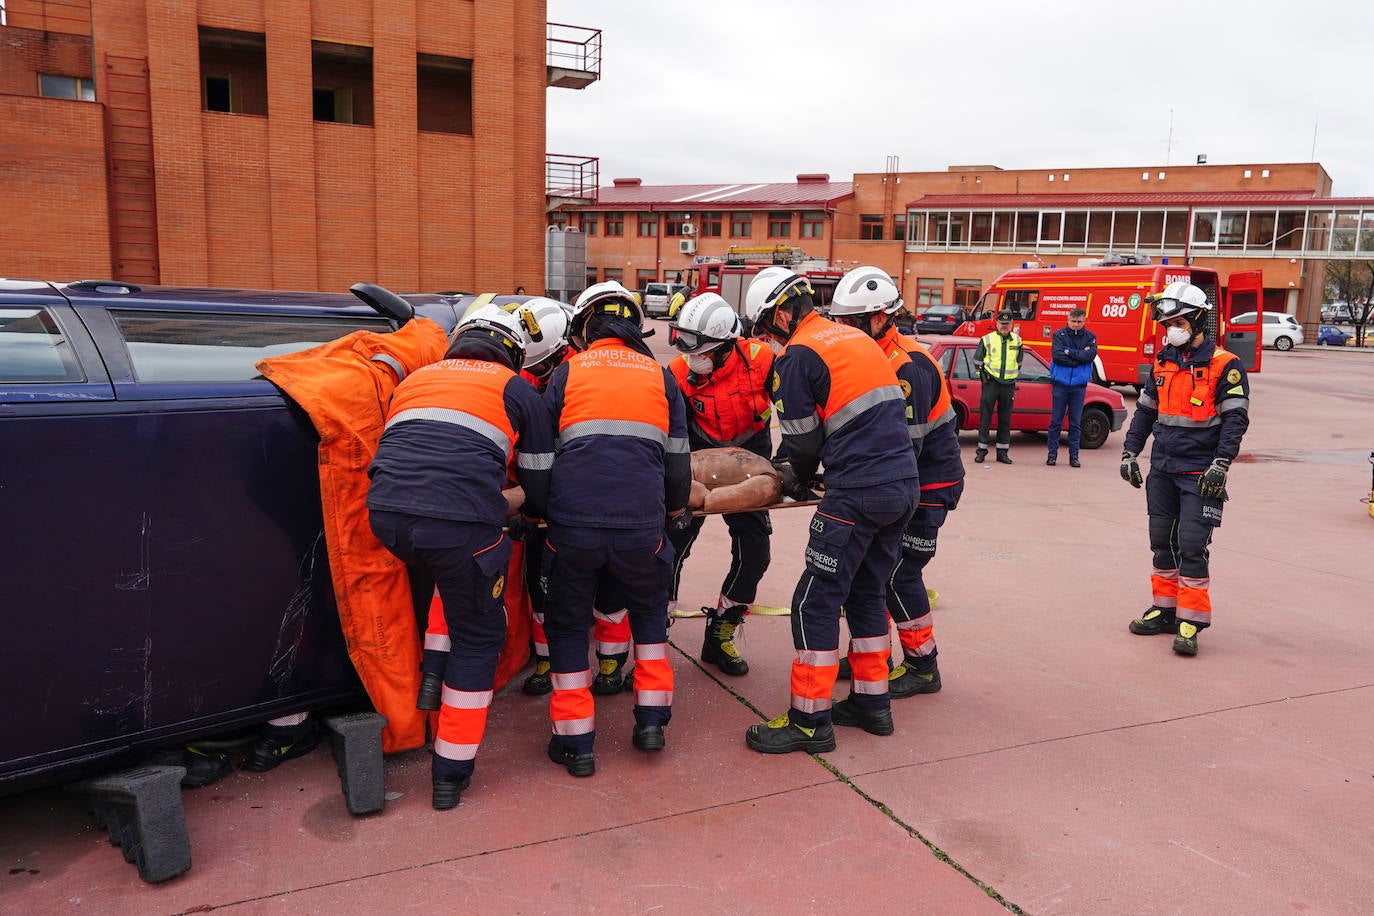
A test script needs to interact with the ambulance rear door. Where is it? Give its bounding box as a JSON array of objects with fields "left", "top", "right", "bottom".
[{"left": 1222, "top": 270, "right": 1263, "bottom": 373}]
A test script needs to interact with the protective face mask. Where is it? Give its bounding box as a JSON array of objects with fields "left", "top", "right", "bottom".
[
  {"left": 766, "top": 338, "right": 785, "bottom": 356},
  {"left": 1165, "top": 325, "right": 1193, "bottom": 348},
  {"left": 685, "top": 353, "right": 715, "bottom": 375}
]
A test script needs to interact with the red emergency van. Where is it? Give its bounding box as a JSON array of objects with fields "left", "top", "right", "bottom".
[
  {"left": 955, "top": 259, "right": 1263, "bottom": 386},
  {"left": 679, "top": 246, "right": 843, "bottom": 318}
]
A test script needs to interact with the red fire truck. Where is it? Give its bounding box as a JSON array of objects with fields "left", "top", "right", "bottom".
[
  {"left": 678, "top": 246, "right": 845, "bottom": 319},
  {"left": 954, "top": 256, "right": 1263, "bottom": 386}
]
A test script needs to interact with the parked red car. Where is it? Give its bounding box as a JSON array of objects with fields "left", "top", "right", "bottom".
[{"left": 923, "top": 336, "right": 1127, "bottom": 449}]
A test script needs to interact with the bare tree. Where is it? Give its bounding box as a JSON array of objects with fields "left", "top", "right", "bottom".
[{"left": 1324, "top": 260, "right": 1374, "bottom": 347}]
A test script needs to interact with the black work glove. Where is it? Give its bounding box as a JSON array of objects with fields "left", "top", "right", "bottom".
[
  {"left": 1120, "top": 451, "right": 1143, "bottom": 489},
  {"left": 1198, "top": 457, "right": 1231, "bottom": 499},
  {"left": 507, "top": 515, "right": 537, "bottom": 541},
  {"left": 666, "top": 506, "right": 693, "bottom": 532}
]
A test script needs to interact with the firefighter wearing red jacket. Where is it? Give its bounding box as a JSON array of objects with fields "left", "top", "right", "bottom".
[
  {"left": 1120, "top": 282, "right": 1250, "bottom": 657},
  {"left": 741, "top": 268, "right": 919, "bottom": 754},
  {"left": 827, "top": 267, "right": 964, "bottom": 696},
  {"left": 541, "top": 282, "right": 693, "bottom": 776},
  {"left": 665, "top": 292, "right": 775, "bottom": 676},
  {"left": 368, "top": 305, "right": 553, "bottom": 809}
]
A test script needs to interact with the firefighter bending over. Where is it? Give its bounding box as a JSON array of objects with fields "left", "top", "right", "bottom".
[
  {"left": 665, "top": 292, "right": 776, "bottom": 676},
  {"left": 1120, "top": 282, "right": 1250, "bottom": 656},
  {"left": 741, "top": 267, "right": 918, "bottom": 754},
  {"left": 367, "top": 305, "right": 553, "bottom": 809}
]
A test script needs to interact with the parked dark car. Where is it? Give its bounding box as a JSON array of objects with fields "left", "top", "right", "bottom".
[
  {"left": 0, "top": 278, "right": 469, "bottom": 795},
  {"left": 924, "top": 336, "right": 1126, "bottom": 449},
  {"left": 914, "top": 304, "right": 967, "bottom": 337}
]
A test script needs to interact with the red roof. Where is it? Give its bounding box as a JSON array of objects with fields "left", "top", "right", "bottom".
[
  {"left": 586, "top": 179, "right": 853, "bottom": 210},
  {"left": 905, "top": 190, "right": 1374, "bottom": 208}
]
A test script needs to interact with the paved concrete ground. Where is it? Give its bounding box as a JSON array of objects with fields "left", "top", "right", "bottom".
[{"left": 3, "top": 344, "right": 1372, "bottom": 914}]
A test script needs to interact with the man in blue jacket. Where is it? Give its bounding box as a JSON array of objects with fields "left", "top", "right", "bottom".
[{"left": 1046, "top": 308, "right": 1097, "bottom": 467}]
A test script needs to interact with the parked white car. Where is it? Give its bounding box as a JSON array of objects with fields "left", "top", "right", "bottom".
[{"left": 1230, "top": 311, "right": 1303, "bottom": 351}]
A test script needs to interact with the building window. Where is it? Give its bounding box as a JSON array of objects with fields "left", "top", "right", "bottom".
[
  {"left": 417, "top": 53, "right": 473, "bottom": 135},
  {"left": 548, "top": 213, "right": 568, "bottom": 230},
  {"left": 730, "top": 215, "right": 752, "bottom": 238},
  {"left": 768, "top": 214, "right": 792, "bottom": 238},
  {"left": 581, "top": 214, "right": 597, "bottom": 236},
  {"left": 636, "top": 269, "right": 657, "bottom": 291},
  {"left": 312, "top": 40, "right": 373, "bottom": 126},
  {"left": 603, "top": 268, "right": 623, "bottom": 286},
  {"left": 586, "top": 268, "right": 598, "bottom": 288},
  {"left": 700, "top": 212, "right": 723, "bottom": 237},
  {"left": 893, "top": 213, "right": 907, "bottom": 243},
  {"left": 638, "top": 214, "right": 658, "bottom": 237},
  {"left": 38, "top": 74, "right": 95, "bottom": 101},
  {"left": 860, "top": 214, "right": 884, "bottom": 241},
  {"left": 604, "top": 212, "right": 624, "bottom": 237},
  {"left": 917, "top": 278, "right": 943, "bottom": 307},
  {"left": 953, "top": 279, "right": 981, "bottom": 311},
  {"left": 199, "top": 28, "right": 267, "bottom": 115},
  {"left": 665, "top": 212, "right": 692, "bottom": 237},
  {"left": 800, "top": 211, "right": 825, "bottom": 238}
]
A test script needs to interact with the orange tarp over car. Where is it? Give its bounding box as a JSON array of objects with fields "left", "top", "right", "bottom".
[{"left": 259, "top": 323, "right": 538, "bottom": 753}]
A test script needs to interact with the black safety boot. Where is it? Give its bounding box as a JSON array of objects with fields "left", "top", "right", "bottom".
[
  {"left": 830, "top": 698, "right": 895, "bottom": 736},
  {"left": 1129, "top": 607, "right": 1179, "bottom": 636},
  {"left": 243, "top": 719, "right": 320, "bottom": 772},
  {"left": 521, "top": 657, "right": 552, "bottom": 696},
  {"left": 996, "top": 450, "right": 1013, "bottom": 465},
  {"left": 416, "top": 672, "right": 442, "bottom": 711},
  {"left": 632, "top": 724, "right": 666, "bottom": 752},
  {"left": 888, "top": 659, "right": 942, "bottom": 698},
  {"left": 592, "top": 653, "right": 629, "bottom": 695},
  {"left": 701, "top": 610, "right": 749, "bottom": 676},
  {"left": 547, "top": 737, "right": 595, "bottom": 777},
  {"left": 432, "top": 774, "right": 471, "bottom": 810},
  {"left": 149, "top": 746, "right": 233, "bottom": 788},
  {"left": 745, "top": 713, "right": 836, "bottom": 755},
  {"left": 1173, "top": 621, "right": 1201, "bottom": 656},
  {"left": 973, "top": 448, "right": 988, "bottom": 464}
]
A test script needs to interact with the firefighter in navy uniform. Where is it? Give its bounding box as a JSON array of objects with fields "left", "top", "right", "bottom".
[
  {"left": 367, "top": 304, "right": 554, "bottom": 810},
  {"left": 665, "top": 292, "right": 775, "bottom": 676},
  {"left": 741, "top": 267, "right": 919, "bottom": 754},
  {"left": 827, "top": 267, "right": 964, "bottom": 696},
  {"left": 542, "top": 281, "right": 693, "bottom": 775},
  {"left": 1120, "top": 281, "right": 1250, "bottom": 656}
]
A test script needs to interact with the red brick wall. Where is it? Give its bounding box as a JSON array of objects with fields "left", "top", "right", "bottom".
[
  {"left": 0, "top": 28, "right": 94, "bottom": 95},
  {"left": 0, "top": 96, "right": 111, "bottom": 279},
  {"left": 1, "top": 0, "right": 550, "bottom": 294}
]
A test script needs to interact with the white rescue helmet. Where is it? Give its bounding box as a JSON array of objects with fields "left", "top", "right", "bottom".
[
  {"left": 829, "top": 266, "right": 902, "bottom": 317},
  {"left": 455, "top": 303, "right": 532, "bottom": 371},
  {"left": 570, "top": 280, "right": 643, "bottom": 345},
  {"left": 669, "top": 293, "right": 741, "bottom": 354},
  {"left": 743, "top": 266, "right": 813, "bottom": 328},
  {"left": 508, "top": 296, "right": 570, "bottom": 368},
  {"left": 1148, "top": 281, "right": 1212, "bottom": 324}
]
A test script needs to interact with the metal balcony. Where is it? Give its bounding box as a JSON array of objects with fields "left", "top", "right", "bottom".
[
  {"left": 547, "top": 22, "right": 600, "bottom": 89},
  {"left": 546, "top": 154, "right": 598, "bottom": 210}
]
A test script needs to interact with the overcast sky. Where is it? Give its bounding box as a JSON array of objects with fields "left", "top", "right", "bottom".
[{"left": 547, "top": 0, "right": 1373, "bottom": 196}]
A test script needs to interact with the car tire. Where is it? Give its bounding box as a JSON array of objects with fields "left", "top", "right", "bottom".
[
  {"left": 1079, "top": 407, "right": 1111, "bottom": 450},
  {"left": 1274, "top": 335, "right": 1294, "bottom": 352}
]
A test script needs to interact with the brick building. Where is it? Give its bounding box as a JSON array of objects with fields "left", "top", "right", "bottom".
[
  {"left": 0, "top": 0, "right": 580, "bottom": 294},
  {"left": 563, "top": 161, "right": 1374, "bottom": 327}
]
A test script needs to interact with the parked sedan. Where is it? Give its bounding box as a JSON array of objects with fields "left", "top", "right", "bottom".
[
  {"left": 914, "top": 304, "right": 966, "bottom": 337},
  {"left": 0, "top": 278, "right": 469, "bottom": 795},
  {"left": 924, "top": 336, "right": 1126, "bottom": 449},
  {"left": 1230, "top": 311, "right": 1303, "bottom": 351}
]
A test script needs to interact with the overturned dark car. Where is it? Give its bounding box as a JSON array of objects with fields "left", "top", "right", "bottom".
[{"left": 0, "top": 278, "right": 478, "bottom": 796}]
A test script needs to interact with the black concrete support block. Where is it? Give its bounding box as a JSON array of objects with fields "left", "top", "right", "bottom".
[
  {"left": 71, "top": 765, "right": 192, "bottom": 883},
  {"left": 322, "top": 712, "right": 386, "bottom": 815}
]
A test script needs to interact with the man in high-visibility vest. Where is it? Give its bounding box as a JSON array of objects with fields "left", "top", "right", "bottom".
[{"left": 973, "top": 310, "right": 1023, "bottom": 465}]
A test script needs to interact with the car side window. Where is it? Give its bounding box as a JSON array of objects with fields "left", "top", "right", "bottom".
[
  {"left": 0, "top": 307, "right": 84, "bottom": 383},
  {"left": 111, "top": 311, "right": 392, "bottom": 382},
  {"left": 951, "top": 347, "right": 976, "bottom": 380},
  {"left": 1017, "top": 350, "right": 1051, "bottom": 382}
]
